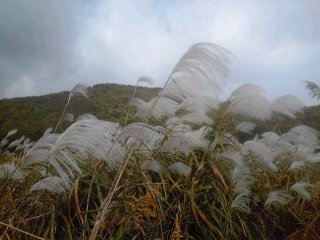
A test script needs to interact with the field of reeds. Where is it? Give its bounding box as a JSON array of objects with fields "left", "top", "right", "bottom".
[{"left": 0, "top": 42, "right": 319, "bottom": 239}]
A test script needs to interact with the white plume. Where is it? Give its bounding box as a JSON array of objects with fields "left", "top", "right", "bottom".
[
  {"left": 180, "top": 112, "right": 214, "bottom": 126},
  {"left": 137, "top": 76, "right": 154, "bottom": 85},
  {"left": 171, "top": 42, "right": 231, "bottom": 96},
  {"left": 168, "top": 162, "right": 191, "bottom": 176},
  {"left": 232, "top": 191, "right": 251, "bottom": 214},
  {"left": 236, "top": 122, "right": 256, "bottom": 134},
  {"left": 232, "top": 164, "right": 254, "bottom": 195},
  {"left": 132, "top": 97, "right": 180, "bottom": 120},
  {"left": 43, "top": 127, "right": 53, "bottom": 136},
  {"left": 30, "top": 176, "right": 71, "bottom": 194},
  {"left": 0, "top": 164, "right": 25, "bottom": 181},
  {"left": 282, "top": 125, "right": 319, "bottom": 148},
  {"left": 242, "top": 140, "right": 279, "bottom": 171},
  {"left": 141, "top": 160, "right": 162, "bottom": 174},
  {"left": 161, "top": 125, "right": 211, "bottom": 153},
  {"left": 165, "top": 116, "right": 182, "bottom": 127},
  {"left": 134, "top": 42, "right": 231, "bottom": 121},
  {"left": 220, "top": 149, "right": 244, "bottom": 166},
  {"left": 259, "top": 132, "right": 295, "bottom": 154},
  {"left": 117, "top": 123, "right": 165, "bottom": 150},
  {"left": 265, "top": 190, "right": 292, "bottom": 207},
  {"left": 271, "top": 95, "right": 304, "bottom": 118},
  {"left": 76, "top": 113, "right": 97, "bottom": 121},
  {"left": 289, "top": 161, "right": 306, "bottom": 171},
  {"left": 64, "top": 113, "right": 75, "bottom": 123},
  {"left": 8, "top": 136, "right": 25, "bottom": 149},
  {"left": 5, "top": 129, "right": 18, "bottom": 138},
  {"left": 290, "top": 182, "right": 313, "bottom": 200},
  {"left": 228, "top": 84, "right": 272, "bottom": 120},
  {"left": 71, "top": 84, "right": 88, "bottom": 98},
  {"left": 22, "top": 119, "right": 126, "bottom": 183}
]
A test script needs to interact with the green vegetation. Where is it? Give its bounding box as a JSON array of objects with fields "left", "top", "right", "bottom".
[
  {"left": 1, "top": 82, "right": 320, "bottom": 142},
  {"left": 0, "top": 83, "right": 159, "bottom": 140}
]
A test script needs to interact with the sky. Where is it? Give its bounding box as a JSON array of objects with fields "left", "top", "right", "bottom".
[{"left": 0, "top": 0, "right": 319, "bottom": 105}]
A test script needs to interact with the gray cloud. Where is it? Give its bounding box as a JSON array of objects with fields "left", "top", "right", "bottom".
[
  {"left": 0, "top": 0, "right": 319, "bottom": 106},
  {"left": 0, "top": 0, "right": 99, "bottom": 97}
]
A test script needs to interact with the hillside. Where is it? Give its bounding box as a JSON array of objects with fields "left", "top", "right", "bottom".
[
  {"left": 1, "top": 82, "right": 319, "bottom": 141},
  {"left": 0, "top": 83, "right": 159, "bottom": 140}
]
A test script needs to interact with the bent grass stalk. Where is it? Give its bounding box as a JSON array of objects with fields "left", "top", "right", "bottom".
[{"left": 89, "top": 77, "right": 172, "bottom": 239}]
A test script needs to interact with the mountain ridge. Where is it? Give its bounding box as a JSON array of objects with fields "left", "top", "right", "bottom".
[{"left": 0, "top": 83, "right": 160, "bottom": 140}]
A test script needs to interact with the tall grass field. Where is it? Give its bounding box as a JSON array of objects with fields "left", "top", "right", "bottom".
[{"left": 0, "top": 43, "right": 319, "bottom": 239}]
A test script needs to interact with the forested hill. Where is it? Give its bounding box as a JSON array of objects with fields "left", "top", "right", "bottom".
[
  {"left": 0, "top": 83, "right": 159, "bottom": 140},
  {"left": 0, "top": 82, "right": 319, "bottom": 141}
]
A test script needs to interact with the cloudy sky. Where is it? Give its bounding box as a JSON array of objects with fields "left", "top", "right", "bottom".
[{"left": 0, "top": 0, "right": 319, "bottom": 105}]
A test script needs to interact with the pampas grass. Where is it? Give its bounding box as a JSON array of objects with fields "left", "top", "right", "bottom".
[
  {"left": 265, "top": 190, "right": 292, "bottom": 207},
  {"left": 1, "top": 42, "right": 319, "bottom": 239}
]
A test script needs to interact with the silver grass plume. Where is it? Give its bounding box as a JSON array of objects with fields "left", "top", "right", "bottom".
[
  {"left": 165, "top": 116, "right": 182, "bottom": 128},
  {"left": 168, "top": 162, "right": 191, "bottom": 177},
  {"left": 30, "top": 176, "right": 71, "bottom": 194},
  {"left": 16, "top": 138, "right": 34, "bottom": 152},
  {"left": 134, "top": 43, "right": 231, "bottom": 121},
  {"left": 265, "top": 190, "right": 292, "bottom": 207},
  {"left": 0, "top": 164, "right": 25, "bottom": 181},
  {"left": 232, "top": 191, "right": 251, "bottom": 214},
  {"left": 5, "top": 128, "right": 18, "bottom": 138},
  {"left": 1, "top": 129, "right": 18, "bottom": 148},
  {"left": 220, "top": 133, "right": 240, "bottom": 147},
  {"left": 117, "top": 122, "right": 165, "bottom": 150},
  {"left": 54, "top": 83, "right": 88, "bottom": 133},
  {"left": 171, "top": 42, "right": 231, "bottom": 96},
  {"left": 220, "top": 149, "right": 244, "bottom": 166},
  {"left": 7, "top": 136, "right": 25, "bottom": 150},
  {"left": 290, "top": 182, "right": 313, "bottom": 200},
  {"left": 76, "top": 113, "right": 97, "bottom": 121},
  {"left": 259, "top": 132, "right": 295, "bottom": 155},
  {"left": 291, "top": 145, "right": 320, "bottom": 164},
  {"left": 124, "top": 76, "right": 153, "bottom": 125},
  {"left": 70, "top": 84, "right": 88, "bottom": 98},
  {"left": 236, "top": 122, "right": 256, "bottom": 135},
  {"left": 132, "top": 97, "right": 180, "bottom": 120},
  {"left": 231, "top": 164, "right": 254, "bottom": 195},
  {"left": 289, "top": 160, "right": 306, "bottom": 171},
  {"left": 160, "top": 125, "right": 192, "bottom": 153},
  {"left": 22, "top": 119, "right": 125, "bottom": 184},
  {"left": 63, "top": 113, "right": 75, "bottom": 123},
  {"left": 259, "top": 132, "right": 282, "bottom": 147},
  {"left": 271, "top": 95, "right": 304, "bottom": 118},
  {"left": 43, "top": 127, "right": 53, "bottom": 136},
  {"left": 161, "top": 125, "right": 211, "bottom": 153},
  {"left": 137, "top": 76, "right": 154, "bottom": 85},
  {"left": 141, "top": 160, "right": 162, "bottom": 174},
  {"left": 282, "top": 125, "right": 319, "bottom": 148},
  {"left": 21, "top": 133, "right": 78, "bottom": 182},
  {"left": 176, "top": 95, "right": 220, "bottom": 114},
  {"left": 179, "top": 112, "right": 214, "bottom": 126},
  {"left": 242, "top": 140, "right": 279, "bottom": 171},
  {"left": 228, "top": 84, "right": 272, "bottom": 120}
]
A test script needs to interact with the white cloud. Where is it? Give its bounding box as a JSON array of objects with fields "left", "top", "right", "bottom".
[{"left": 76, "top": 0, "right": 320, "bottom": 105}]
